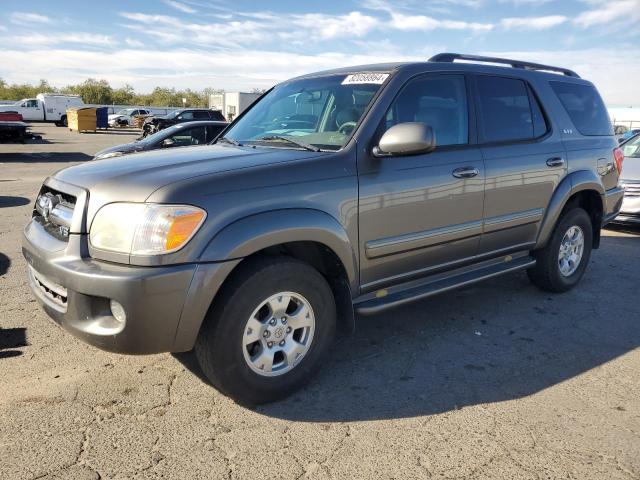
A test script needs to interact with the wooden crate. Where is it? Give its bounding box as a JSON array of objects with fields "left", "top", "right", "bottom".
[{"left": 67, "top": 107, "right": 97, "bottom": 133}]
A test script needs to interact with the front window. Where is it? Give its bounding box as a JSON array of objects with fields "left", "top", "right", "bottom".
[
  {"left": 223, "top": 73, "right": 389, "bottom": 151},
  {"left": 623, "top": 134, "right": 640, "bottom": 158}
]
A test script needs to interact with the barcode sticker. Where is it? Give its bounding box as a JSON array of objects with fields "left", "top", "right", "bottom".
[{"left": 342, "top": 73, "right": 389, "bottom": 85}]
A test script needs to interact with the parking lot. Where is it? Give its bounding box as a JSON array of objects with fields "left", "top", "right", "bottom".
[{"left": 1, "top": 124, "right": 639, "bottom": 479}]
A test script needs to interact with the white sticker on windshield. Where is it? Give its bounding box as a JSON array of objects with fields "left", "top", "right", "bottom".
[{"left": 342, "top": 73, "right": 389, "bottom": 85}]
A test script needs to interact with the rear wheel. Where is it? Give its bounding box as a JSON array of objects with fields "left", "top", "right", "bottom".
[
  {"left": 195, "top": 256, "right": 336, "bottom": 405},
  {"left": 61, "top": 115, "right": 68, "bottom": 127},
  {"left": 527, "top": 208, "right": 593, "bottom": 293}
]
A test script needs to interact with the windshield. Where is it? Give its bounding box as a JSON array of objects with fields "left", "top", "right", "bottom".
[
  {"left": 623, "top": 134, "right": 640, "bottom": 158},
  {"left": 222, "top": 73, "right": 389, "bottom": 151},
  {"left": 116, "top": 108, "right": 135, "bottom": 115}
]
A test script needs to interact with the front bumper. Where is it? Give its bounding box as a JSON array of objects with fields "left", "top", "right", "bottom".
[
  {"left": 22, "top": 219, "right": 239, "bottom": 354},
  {"left": 610, "top": 183, "right": 640, "bottom": 225},
  {"left": 602, "top": 186, "right": 625, "bottom": 225}
]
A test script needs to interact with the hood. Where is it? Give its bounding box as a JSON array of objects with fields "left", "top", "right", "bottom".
[
  {"left": 94, "top": 141, "right": 144, "bottom": 158},
  {"left": 53, "top": 144, "right": 323, "bottom": 220},
  {"left": 108, "top": 114, "right": 125, "bottom": 120}
]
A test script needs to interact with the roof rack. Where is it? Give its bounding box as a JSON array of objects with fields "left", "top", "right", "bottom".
[{"left": 429, "top": 53, "right": 580, "bottom": 78}]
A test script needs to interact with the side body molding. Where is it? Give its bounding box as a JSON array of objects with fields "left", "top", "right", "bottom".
[
  {"left": 535, "top": 170, "right": 604, "bottom": 249},
  {"left": 199, "top": 209, "right": 359, "bottom": 291}
]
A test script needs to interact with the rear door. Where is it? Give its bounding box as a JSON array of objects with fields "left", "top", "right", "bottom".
[
  {"left": 473, "top": 74, "right": 567, "bottom": 255},
  {"left": 358, "top": 73, "right": 485, "bottom": 290}
]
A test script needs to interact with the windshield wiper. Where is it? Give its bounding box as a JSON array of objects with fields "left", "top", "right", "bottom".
[
  {"left": 257, "top": 135, "right": 321, "bottom": 152},
  {"left": 217, "top": 136, "right": 242, "bottom": 146}
]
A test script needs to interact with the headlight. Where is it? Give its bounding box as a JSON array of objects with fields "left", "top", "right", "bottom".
[
  {"left": 95, "top": 151, "right": 124, "bottom": 159},
  {"left": 90, "top": 203, "right": 206, "bottom": 255}
]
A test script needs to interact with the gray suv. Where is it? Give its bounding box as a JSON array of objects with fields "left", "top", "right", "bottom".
[{"left": 22, "top": 53, "right": 624, "bottom": 404}]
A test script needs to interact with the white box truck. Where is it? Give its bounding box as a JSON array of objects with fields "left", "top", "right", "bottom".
[{"left": 0, "top": 93, "right": 84, "bottom": 126}]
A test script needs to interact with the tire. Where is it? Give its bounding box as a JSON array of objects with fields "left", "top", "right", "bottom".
[
  {"left": 195, "top": 256, "right": 336, "bottom": 405},
  {"left": 61, "top": 115, "right": 68, "bottom": 128},
  {"left": 527, "top": 208, "right": 593, "bottom": 293}
]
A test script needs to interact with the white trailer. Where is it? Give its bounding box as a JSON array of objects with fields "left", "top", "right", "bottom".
[
  {"left": 209, "top": 92, "right": 261, "bottom": 121},
  {"left": 0, "top": 93, "right": 84, "bottom": 125}
]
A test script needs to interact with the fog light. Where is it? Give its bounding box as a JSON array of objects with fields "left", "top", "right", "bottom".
[{"left": 110, "top": 300, "right": 126, "bottom": 325}]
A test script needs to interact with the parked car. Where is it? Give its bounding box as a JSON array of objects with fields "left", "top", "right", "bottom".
[
  {"left": 142, "top": 108, "right": 225, "bottom": 136},
  {"left": 94, "top": 121, "right": 228, "bottom": 159},
  {"left": 613, "top": 133, "right": 640, "bottom": 224},
  {"left": 0, "top": 94, "right": 83, "bottom": 126},
  {"left": 618, "top": 128, "right": 640, "bottom": 143},
  {"left": 108, "top": 108, "right": 151, "bottom": 128},
  {"left": 23, "top": 53, "right": 624, "bottom": 405}
]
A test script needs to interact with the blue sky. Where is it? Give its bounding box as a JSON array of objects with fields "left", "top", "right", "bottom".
[{"left": 1, "top": 0, "right": 639, "bottom": 105}]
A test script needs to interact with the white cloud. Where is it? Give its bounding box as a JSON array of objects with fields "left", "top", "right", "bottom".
[
  {"left": 9, "top": 12, "right": 50, "bottom": 25},
  {"left": 390, "top": 12, "right": 493, "bottom": 32},
  {"left": 501, "top": 15, "right": 567, "bottom": 30},
  {"left": 498, "top": 0, "right": 555, "bottom": 5},
  {"left": 163, "top": 0, "right": 196, "bottom": 14},
  {"left": 291, "top": 12, "right": 379, "bottom": 39},
  {"left": 125, "top": 37, "right": 144, "bottom": 48},
  {"left": 0, "top": 47, "right": 424, "bottom": 92},
  {"left": 574, "top": 0, "right": 640, "bottom": 28},
  {"left": 2, "top": 32, "right": 112, "bottom": 47}
]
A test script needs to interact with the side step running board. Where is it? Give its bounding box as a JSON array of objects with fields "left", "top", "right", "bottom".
[{"left": 355, "top": 256, "right": 536, "bottom": 315}]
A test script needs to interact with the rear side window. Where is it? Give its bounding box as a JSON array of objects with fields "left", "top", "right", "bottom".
[
  {"left": 476, "top": 76, "right": 548, "bottom": 143},
  {"left": 194, "top": 110, "right": 209, "bottom": 119},
  {"left": 550, "top": 82, "right": 612, "bottom": 136}
]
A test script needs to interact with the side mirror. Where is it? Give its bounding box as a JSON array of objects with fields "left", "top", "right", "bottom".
[
  {"left": 374, "top": 122, "right": 436, "bottom": 157},
  {"left": 162, "top": 138, "right": 176, "bottom": 148}
]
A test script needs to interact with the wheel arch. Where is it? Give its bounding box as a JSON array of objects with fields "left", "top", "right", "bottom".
[
  {"left": 535, "top": 170, "right": 604, "bottom": 250},
  {"left": 199, "top": 209, "right": 357, "bottom": 332}
]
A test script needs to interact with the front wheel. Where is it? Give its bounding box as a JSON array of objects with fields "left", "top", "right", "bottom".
[
  {"left": 195, "top": 256, "right": 336, "bottom": 405},
  {"left": 527, "top": 208, "right": 593, "bottom": 293}
]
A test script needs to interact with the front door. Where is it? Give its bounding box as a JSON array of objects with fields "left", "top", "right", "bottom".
[
  {"left": 358, "top": 73, "right": 485, "bottom": 291},
  {"left": 21, "top": 99, "right": 41, "bottom": 121}
]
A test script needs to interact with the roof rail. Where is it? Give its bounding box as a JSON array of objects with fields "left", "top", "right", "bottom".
[{"left": 429, "top": 53, "right": 580, "bottom": 78}]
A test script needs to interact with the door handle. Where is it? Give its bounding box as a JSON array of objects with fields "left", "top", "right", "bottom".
[
  {"left": 452, "top": 167, "right": 479, "bottom": 178},
  {"left": 546, "top": 157, "right": 565, "bottom": 167}
]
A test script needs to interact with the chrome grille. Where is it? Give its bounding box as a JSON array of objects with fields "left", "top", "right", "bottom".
[
  {"left": 33, "top": 186, "right": 76, "bottom": 240},
  {"left": 622, "top": 183, "right": 640, "bottom": 197}
]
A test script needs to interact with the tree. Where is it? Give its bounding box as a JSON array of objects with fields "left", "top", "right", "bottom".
[
  {"left": 111, "top": 84, "right": 136, "bottom": 105},
  {"left": 63, "top": 78, "right": 113, "bottom": 104}
]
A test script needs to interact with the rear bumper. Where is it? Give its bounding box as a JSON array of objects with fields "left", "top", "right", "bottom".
[{"left": 22, "top": 219, "right": 239, "bottom": 354}]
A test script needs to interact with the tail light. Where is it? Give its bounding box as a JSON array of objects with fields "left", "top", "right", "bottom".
[{"left": 613, "top": 147, "right": 624, "bottom": 175}]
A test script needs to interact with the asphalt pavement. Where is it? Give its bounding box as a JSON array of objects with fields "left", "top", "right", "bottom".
[{"left": 1, "top": 124, "right": 639, "bottom": 479}]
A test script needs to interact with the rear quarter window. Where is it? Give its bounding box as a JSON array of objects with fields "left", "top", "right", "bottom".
[{"left": 550, "top": 82, "right": 612, "bottom": 136}]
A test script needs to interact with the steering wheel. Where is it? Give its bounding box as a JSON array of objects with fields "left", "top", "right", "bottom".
[{"left": 338, "top": 121, "right": 357, "bottom": 135}]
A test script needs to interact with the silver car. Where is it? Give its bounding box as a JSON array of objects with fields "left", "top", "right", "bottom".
[{"left": 616, "top": 133, "right": 640, "bottom": 224}]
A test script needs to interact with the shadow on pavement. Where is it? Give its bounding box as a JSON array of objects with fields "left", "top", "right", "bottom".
[
  {"left": 0, "top": 327, "right": 27, "bottom": 359},
  {"left": 0, "top": 152, "right": 93, "bottom": 163},
  {"left": 177, "top": 235, "right": 640, "bottom": 421},
  {"left": 604, "top": 222, "right": 640, "bottom": 236},
  {"left": 0, "top": 252, "right": 9, "bottom": 275},
  {"left": 0, "top": 196, "right": 31, "bottom": 208}
]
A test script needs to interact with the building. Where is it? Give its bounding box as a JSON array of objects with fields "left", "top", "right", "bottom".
[{"left": 209, "top": 92, "right": 261, "bottom": 122}]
